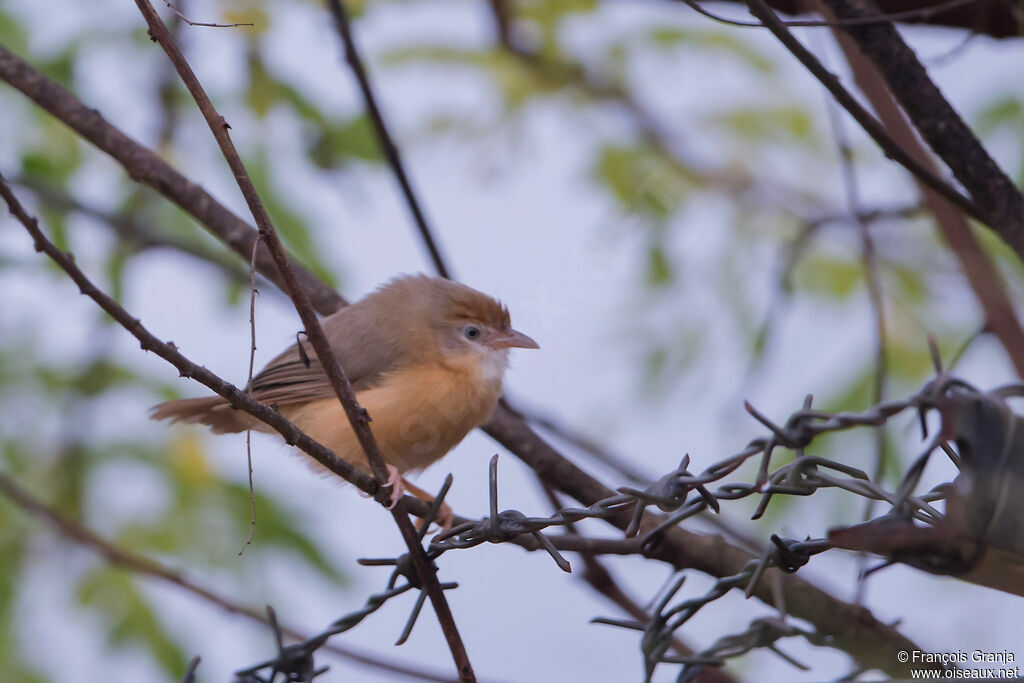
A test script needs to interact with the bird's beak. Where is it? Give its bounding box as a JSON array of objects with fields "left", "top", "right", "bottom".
[{"left": 489, "top": 328, "right": 540, "bottom": 350}]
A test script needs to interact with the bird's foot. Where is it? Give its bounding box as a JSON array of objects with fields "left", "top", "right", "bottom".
[
  {"left": 383, "top": 463, "right": 404, "bottom": 509},
  {"left": 358, "top": 463, "right": 405, "bottom": 508}
]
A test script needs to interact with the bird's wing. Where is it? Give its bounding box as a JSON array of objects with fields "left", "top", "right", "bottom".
[{"left": 247, "top": 304, "right": 403, "bottom": 406}]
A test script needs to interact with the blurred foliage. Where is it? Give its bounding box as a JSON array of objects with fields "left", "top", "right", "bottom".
[{"left": 1, "top": 0, "right": 1023, "bottom": 680}]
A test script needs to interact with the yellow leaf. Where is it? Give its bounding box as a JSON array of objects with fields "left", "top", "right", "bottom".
[{"left": 169, "top": 434, "right": 212, "bottom": 485}]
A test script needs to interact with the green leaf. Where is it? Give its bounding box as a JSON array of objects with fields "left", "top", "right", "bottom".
[
  {"left": 20, "top": 117, "right": 84, "bottom": 186},
  {"left": 105, "top": 245, "right": 132, "bottom": 305},
  {"left": 644, "top": 27, "right": 774, "bottom": 74},
  {"left": 888, "top": 263, "right": 929, "bottom": 305},
  {"left": 796, "top": 254, "right": 862, "bottom": 300},
  {"left": 0, "top": 502, "right": 30, "bottom": 632},
  {"left": 309, "top": 114, "right": 381, "bottom": 169},
  {"left": 713, "top": 105, "right": 815, "bottom": 144},
  {"left": 0, "top": 9, "right": 28, "bottom": 56},
  {"left": 885, "top": 340, "right": 934, "bottom": 382},
  {"left": 243, "top": 152, "right": 337, "bottom": 288},
  {"left": 976, "top": 95, "right": 1022, "bottom": 134},
  {"left": 382, "top": 46, "right": 555, "bottom": 110},
  {"left": 593, "top": 145, "right": 697, "bottom": 220},
  {"left": 39, "top": 49, "right": 75, "bottom": 88},
  {"left": 646, "top": 245, "right": 674, "bottom": 287},
  {"left": 77, "top": 568, "right": 188, "bottom": 677}
]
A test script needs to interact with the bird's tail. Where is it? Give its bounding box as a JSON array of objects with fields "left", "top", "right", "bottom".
[{"left": 150, "top": 396, "right": 270, "bottom": 434}]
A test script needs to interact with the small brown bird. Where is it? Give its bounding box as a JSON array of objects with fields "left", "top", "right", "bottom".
[{"left": 151, "top": 275, "right": 538, "bottom": 518}]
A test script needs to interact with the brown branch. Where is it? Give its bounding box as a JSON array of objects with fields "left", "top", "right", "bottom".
[
  {"left": 0, "top": 173, "right": 376, "bottom": 492},
  {"left": 0, "top": 44, "right": 344, "bottom": 317},
  {"left": 130, "top": 3, "right": 474, "bottom": 678},
  {"left": 502, "top": 399, "right": 653, "bottom": 484},
  {"left": 0, "top": 470, "right": 456, "bottom": 683},
  {"left": 820, "top": 0, "right": 1024, "bottom": 253},
  {"left": 322, "top": 0, "right": 451, "bottom": 279},
  {"left": 669, "top": 0, "right": 1017, "bottom": 36},
  {"left": 672, "top": 0, "right": 986, "bottom": 29},
  {"left": 13, "top": 177, "right": 252, "bottom": 286},
  {"left": 826, "top": 16, "right": 1024, "bottom": 378},
  {"left": 742, "top": 0, "right": 989, "bottom": 229}
]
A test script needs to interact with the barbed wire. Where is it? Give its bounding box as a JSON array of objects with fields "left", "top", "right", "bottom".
[
  {"left": 233, "top": 481, "right": 460, "bottom": 682},
  {"left": 231, "top": 367, "right": 1017, "bottom": 681}
]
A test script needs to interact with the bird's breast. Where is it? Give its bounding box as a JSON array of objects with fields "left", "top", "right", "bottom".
[{"left": 285, "top": 361, "right": 503, "bottom": 475}]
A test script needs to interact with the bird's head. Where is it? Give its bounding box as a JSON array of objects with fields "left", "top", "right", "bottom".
[
  {"left": 434, "top": 279, "right": 538, "bottom": 382},
  {"left": 377, "top": 275, "right": 538, "bottom": 382}
]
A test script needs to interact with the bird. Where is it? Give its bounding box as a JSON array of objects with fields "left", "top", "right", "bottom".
[{"left": 151, "top": 274, "right": 538, "bottom": 524}]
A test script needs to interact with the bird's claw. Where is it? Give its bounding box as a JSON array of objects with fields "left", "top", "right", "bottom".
[
  {"left": 384, "top": 464, "right": 404, "bottom": 509},
  {"left": 358, "top": 464, "right": 405, "bottom": 508}
]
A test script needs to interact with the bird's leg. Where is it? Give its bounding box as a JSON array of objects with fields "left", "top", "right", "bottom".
[
  {"left": 403, "top": 479, "right": 454, "bottom": 532},
  {"left": 359, "top": 463, "right": 405, "bottom": 509},
  {"left": 383, "top": 463, "right": 405, "bottom": 509}
]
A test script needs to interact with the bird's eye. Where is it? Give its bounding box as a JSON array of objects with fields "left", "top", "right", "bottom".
[{"left": 463, "top": 325, "right": 482, "bottom": 341}]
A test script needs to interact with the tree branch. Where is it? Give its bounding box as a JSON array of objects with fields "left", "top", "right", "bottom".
[
  {"left": 13, "top": 176, "right": 253, "bottom": 286},
  {"left": 0, "top": 44, "right": 344, "bottom": 317},
  {"left": 824, "top": 15, "right": 1024, "bottom": 377},
  {"left": 820, "top": 0, "right": 1024, "bottom": 253},
  {"left": 671, "top": 0, "right": 1018, "bottom": 37},
  {"left": 130, "top": 3, "right": 473, "bottom": 677},
  {"left": 322, "top": 0, "right": 451, "bottom": 279},
  {"left": 742, "top": 0, "right": 991, "bottom": 230},
  {"left": 0, "top": 470, "right": 456, "bottom": 683},
  {"left": 0, "top": 173, "right": 376, "bottom": 492}
]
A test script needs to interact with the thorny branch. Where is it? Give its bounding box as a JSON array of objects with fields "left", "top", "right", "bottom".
[
  {"left": 0, "top": 44, "right": 344, "bottom": 316},
  {"left": 131, "top": 2, "right": 474, "bottom": 678}
]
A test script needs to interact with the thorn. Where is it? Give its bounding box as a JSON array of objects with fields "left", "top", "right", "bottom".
[{"left": 927, "top": 335, "right": 943, "bottom": 373}]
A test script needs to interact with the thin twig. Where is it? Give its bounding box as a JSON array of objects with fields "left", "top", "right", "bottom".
[
  {"left": 820, "top": 75, "right": 889, "bottom": 603},
  {"left": 0, "top": 173, "right": 375, "bottom": 493},
  {"left": 672, "top": 0, "right": 983, "bottom": 29},
  {"left": 825, "top": 10, "right": 1024, "bottom": 378},
  {"left": 322, "top": 0, "right": 451, "bottom": 279},
  {"left": 163, "top": 0, "right": 253, "bottom": 28},
  {"left": 742, "top": 0, "right": 988, "bottom": 229},
  {"left": 131, "top": 4, "right": 473, "bottom": 677},
  {"left": 819, "top": 0, "right": 1024, "bottom": 252},
  {"left": 240, "top": 234, "right": 262, "bottom": 556},
  {"left": 0, "top": 45, "right": 343, "bottom": 316}
]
